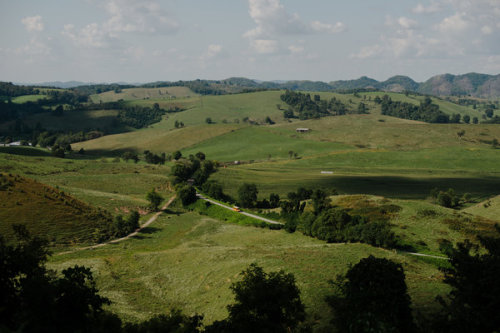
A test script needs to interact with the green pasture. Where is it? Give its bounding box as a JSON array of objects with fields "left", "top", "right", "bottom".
[
  {"left": 463, "top": 195, "right": 500, "bottom": 221},
  {"left": 209, "top": 145, "right": 500, "bottom": 201},
  {"left": 0, "top": 149, "right": 172, "bottom": 214},
  {"left": 11, "top": 94, "right": 47, "bottom": 103},
  {"left": 183, "top": 126, "right": 351, "bottom": 162},
  {"left": 73, "top": 123, "right": 241, "bottom": 155},
  {"left": 48, "top": 212, "right": 450, "bottom": 330},
  {"left": 90, "top": 87, "right": 198, "bottom": 103}
]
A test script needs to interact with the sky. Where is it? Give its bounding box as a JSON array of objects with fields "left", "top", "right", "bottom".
[{"left": 1, "top": 0, "right": 499, "bottom": 84}]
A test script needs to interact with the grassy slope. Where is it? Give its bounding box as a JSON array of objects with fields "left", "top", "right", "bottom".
[
  {"left": 0, "top": 149, "right": 172, "bottom": 215},
  {"left": 463, "top": 195, "right": 500, "bottom": 221},
  {"left": 48, "top": 212, "right": 450, "bottom": 331},
  {"left": 11, "top": 94, "right": 48, "bottom": 103},
  {"left": 90, "top": 87, "right": 198, "bottom": 103},
  {"left": 0, "top": 172, "right": 113, "bottom": 246}
]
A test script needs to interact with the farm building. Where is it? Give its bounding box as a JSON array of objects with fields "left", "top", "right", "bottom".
[{"left": 296, "top": 128, "right": 310, "bottom": 133}]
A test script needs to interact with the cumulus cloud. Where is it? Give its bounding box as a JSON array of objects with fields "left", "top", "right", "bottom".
[
  {"left": 413, "top": 2, "right": 442, "bottom": 14},
  {"left": 103, "top": 0, "right": 178, "bottom": 35},
  {"left": 355, "top": 0, "right": 500, "bottom": 60},
  {"left": 62, "top": 23, "right": 108, "bottom": 48},
  {"left": 61, "top": 0, "right": 178, "bottom": 49},
  {"left": 251, "top": 39, "right": 278, "bottom": 54},
  {"left": 205, "top": 44, "right": 222, "bottom": 58},
  {"left": 436, "top": 12, "right": 468, "bottom": 33},
  {"left": 244, "top": 0, "right": 344, "bottom": 53},
  {"left": 22, "top": 16, "right": 44, "bottom": 32}
]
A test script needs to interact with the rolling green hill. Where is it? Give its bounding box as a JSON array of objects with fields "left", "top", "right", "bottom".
[
  {"left": 0, "top": 172, "right": 113, "bottom": 246},
  {"left": 90, "top": 87, "right": 198, "bottom": 103}
]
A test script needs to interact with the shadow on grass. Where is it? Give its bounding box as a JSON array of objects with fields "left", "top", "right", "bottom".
[
  {"left": 319, "top": 175, "right": 500, "bottom": 200},
  {"left": 138, "top": 226, "right": 161, "bottom": 235}
]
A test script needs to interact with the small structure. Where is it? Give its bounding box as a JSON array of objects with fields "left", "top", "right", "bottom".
[{"left": 296, "top": 128, "right": 310, "bottom": 133}]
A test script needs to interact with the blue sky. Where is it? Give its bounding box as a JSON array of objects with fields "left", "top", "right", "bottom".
[{"left": 1, "top": 0, "right": 499, "bottom": 83}]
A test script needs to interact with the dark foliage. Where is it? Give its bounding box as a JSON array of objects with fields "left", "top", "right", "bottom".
[
  {"left": 434, "top": 225, "right": 500, "bottom": 333},
  {"left": 206, "top": 264, "right": 305, "bottom": 333},
  {"left": 237, "top": 183, "right": 258, "bottom": 208},
  {"left": 117, "top": 105, "right": 166, "bottom": 129},
  {"left": 280, "top": 90, "right": 349, "bottom": 120},
  {"left": 177, "top": 185, "right": 197, "bottom": 206},
  {"left": 327, "top": 256, "right": 415, "bottom": 333},
  {"left": 0, "top": 225, "right": 115, "bottom": 333},
  {"left": 378, "top": 95, "right": 450, "bottom": 123}
]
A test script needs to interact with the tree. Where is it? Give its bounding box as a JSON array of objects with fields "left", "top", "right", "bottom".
[
  {"left": 327, "top": 256, "right": 415, "bottom": 333},
  {"left": 146, "top": 188, "right": 163, "bottom": 211},
  {"left": 473, "top": 117, "right": 479, "bottom": 124},
  {"left": 173, "top": 150, "right": 182, "bottom": 160},
  {"left": 269, "top": 193, "right": 280, "bottom": 208},
  {"left": 205, "top": 117, "right": 213, "bottom": 124},
  {"left": 436, "top": 225, "right": 500, "bottom": 333},
  {"left": 177, "top": 185, "right": 197, "bottom": 206},
  {"left": 311, "top": 189, "right": 330, "bottom": 214},
  {"left": 122, "top": 151, "right": 139, "bottom": 163},
  {"left": 208, "top": 263, "right": 305, "bottom": 333},
  {"left": 463, "top": 115, "right": 470, "bottom": 124},
  {"left": 237, "top": 183, "right": 258, "bottom": 208},
  {"left": 457, "top": 130, "right": 465, "bottom": 140},
  {"left": 265, "top": 116, "right": 275, "bottom": 125},
  {"left": 0, "top": 225, "right": 117, "bottom": 332},
  {"left": 195, "top": 151, "right": 206, "bottom": 161}
]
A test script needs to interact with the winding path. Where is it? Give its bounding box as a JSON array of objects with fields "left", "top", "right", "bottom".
[
  {"left": 56, "top": 195, "right": 176, "bottom": 255},
  {"left": 195, "top": 193, "right": 283, "bottom": 225},
  {"left": 196, "top": 193, "right": 449, "bottom": 260}
]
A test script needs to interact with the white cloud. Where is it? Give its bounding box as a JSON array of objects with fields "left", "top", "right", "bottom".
[
  {"left": 22, "top": 16, "right": 44, "bottom": 32},
  {"left": 397, "top": 17, "right": 418, "bottom": 29},
  {"left": 244, "top": 0, "right": 344, "bottom": 53},
  {"left": 413, "top": 2, "right": 441, "bottom": 14},
  {"left": 436, "top": 12, "right": 468, "bottom": 33},
  {"left": 103, "top": 0, "right": 178, "bottom": 35},
  {"left": 351, "top": 45, "right": 383, "bottom": 59},
  {"left": 62, "top": 23, "right": 108, "bottom": 48},
  {"left": 481, "top": 25, "right": 493, "bottom": 35},
  {"left": 251, "top": 39, "right": 278, "bottom": 54},
  {"left": 206, "top": 44, "right": 222, "bottom": 58},
  {"left": 123, "top": 46, "right": 145, "bottom": 60},
  {"left": 288, "top": 44, "right": 304, "bottom": 54},
  {"left": 310, "top": 21, "right": 345, "bottom": 34},
  {"left": 61, "top": 0, "right": 178, "bottom": 49}
]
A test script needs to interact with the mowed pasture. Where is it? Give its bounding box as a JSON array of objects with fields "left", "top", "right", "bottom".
[
  {"left": 90, "top": 87, "right": 198, "bottom": 103},
  {"left": 48, "top": 212, "right": 451, "bottom": 330}
]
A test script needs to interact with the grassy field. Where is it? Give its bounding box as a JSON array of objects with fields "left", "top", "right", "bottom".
[
  {"left": 0, "top": 148, "right": 172, "bottom": 215},
  {"left": 11, "top": 94, "right": 48, "bottom": 103},
  {"left": 48, "top": 211, "right": 451, "bottom": 331},
  {"left": 90, "top": 87, "right": 198, "bottom": 103},
  {"left": 463, "top": 195, "right": 500, "bottom": 220},
  {"left": 0, "top": 172, "right": 113, "bottom": 246}
]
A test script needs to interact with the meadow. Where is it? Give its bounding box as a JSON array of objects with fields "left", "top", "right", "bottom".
[
  {"left": 48, "top": 211, "right": 451, "bottom": 331},
  {"left": 1, "top": 87, "right": 499, "bottom": 331}
]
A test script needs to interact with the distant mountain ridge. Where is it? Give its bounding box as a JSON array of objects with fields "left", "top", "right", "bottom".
[{"left": 11, "top": 72, "right": 500, "bottom": 98}]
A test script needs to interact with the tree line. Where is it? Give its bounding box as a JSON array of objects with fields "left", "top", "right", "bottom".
[
  {"left": 377, "top": 95, "right": 457, "bottom": 123},
  {"left": 280, "top": 90, "right": 349, "bottom": 120}
]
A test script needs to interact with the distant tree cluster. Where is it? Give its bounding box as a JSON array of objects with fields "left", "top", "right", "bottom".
[
  {"left": 112, "top": 211, "right": 140, "bottom": 237},
  {"left": 117, "top": 104, "right": 166, "bottom": 129},
  {"left": 377, "top": 95, "right": 453, "bottom": 123},
  {"left": 0, "top": 81, "right": 39, "bottom": 97},
  {"left": 430, "top": 188, "right": 471, "bottom": 208},
  {"left": 280, "top": 90, "right": 349, "bottom": 120}
]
